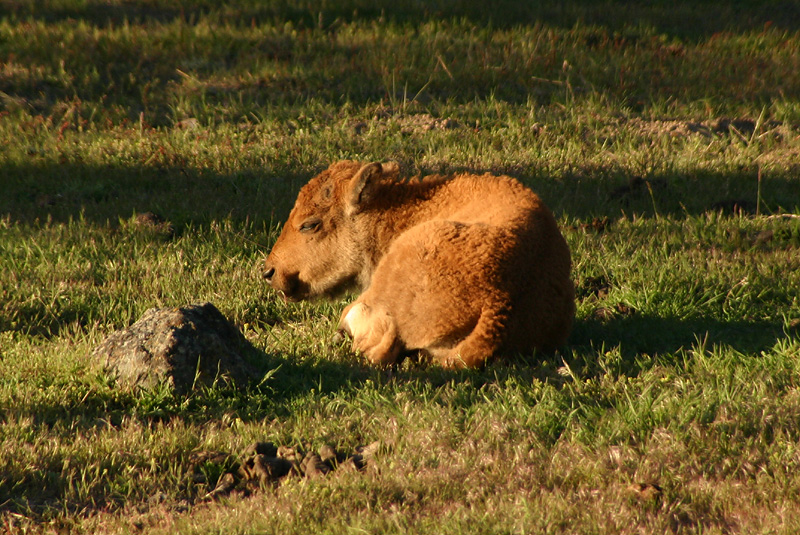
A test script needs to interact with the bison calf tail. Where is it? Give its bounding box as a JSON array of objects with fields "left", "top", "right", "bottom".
[{"left": 440, "top": 306, "right": 507, "bottom": 369}]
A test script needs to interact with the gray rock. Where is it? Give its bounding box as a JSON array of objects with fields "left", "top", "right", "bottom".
[{"left": 94, "top": 302, "right": 261, "bottom": 394}]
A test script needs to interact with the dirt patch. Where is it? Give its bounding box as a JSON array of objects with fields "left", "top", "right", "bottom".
[
  {"left": 626, "top": 118, "right": 713, "bottom": 139},
  {"left": 600, "top": 116, "right": 792, "bottom": 142},
  {"left": 349, "top": 109, "right": 463, "bottom": 137},
  {"left": 397, "top": 113, "right": 461, "bottom": 134}
]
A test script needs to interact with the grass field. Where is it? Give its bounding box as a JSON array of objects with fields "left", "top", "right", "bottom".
[{"left": 2, "top": 1, "right": 800, "bottom": 533}]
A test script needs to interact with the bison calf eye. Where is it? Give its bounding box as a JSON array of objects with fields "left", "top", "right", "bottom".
[{"left": 299, "top": 218, "right": 322, "bottom": 233}]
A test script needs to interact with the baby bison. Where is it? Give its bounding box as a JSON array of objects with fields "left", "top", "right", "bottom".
[{"left": 263, "top": 160, "right": 574, "bottom": 368}]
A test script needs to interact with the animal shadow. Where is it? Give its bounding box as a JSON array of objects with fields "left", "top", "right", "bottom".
[{"left": 561, "top": 313, "right": 789, "bottom": 377}]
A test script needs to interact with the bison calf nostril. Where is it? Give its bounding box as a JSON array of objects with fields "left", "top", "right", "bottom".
[{"left": 263, "top": 267, "right": 275, "bottom": 281}]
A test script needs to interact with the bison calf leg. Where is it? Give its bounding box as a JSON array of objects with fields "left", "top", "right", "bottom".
[
  {"left": 438, "top": 307, "right": 506, "bottom": 369},
  {"left": 339, "top": 302, "right": 402, "bottom": 366}
]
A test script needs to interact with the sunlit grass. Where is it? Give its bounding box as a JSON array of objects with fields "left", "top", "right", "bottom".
[{"left": 2, "top": 1, "right": 800, "bottom": 533}]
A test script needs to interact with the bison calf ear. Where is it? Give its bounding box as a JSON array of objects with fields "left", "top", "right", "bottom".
[{"left": 346, "top": 162, "right": 384, "bottom": 212}]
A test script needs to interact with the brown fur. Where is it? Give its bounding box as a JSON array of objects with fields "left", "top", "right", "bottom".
[{"left": 263, "top": 160, "right": 574, "bottom": 368}]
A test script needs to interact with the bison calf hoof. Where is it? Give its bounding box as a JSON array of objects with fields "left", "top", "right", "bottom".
[
  {"left": 331, "top": 329, "right": 348, "bottom": 344},
  {"left": 338, "top": 303, "right": 402, "bottom": 366}
]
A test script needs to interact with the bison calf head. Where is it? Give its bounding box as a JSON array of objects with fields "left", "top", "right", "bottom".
[{"left": 263, "top": 160, "right": 397, "bottom": 301}]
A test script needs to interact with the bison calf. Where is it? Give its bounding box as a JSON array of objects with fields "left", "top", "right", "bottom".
[{"left": 263, "top": 160, "right": 574, "bottom": 368}]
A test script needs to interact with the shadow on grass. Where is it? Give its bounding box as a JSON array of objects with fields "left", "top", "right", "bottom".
[
  {"left": 3, "top": 160, "right": 799, "bottom": 228},
  {"left": 570, "top": 313, "right": 787, "bottom": 361},
  {"left": 3, "top": 1, "right": 800, "bottom": 126},
  {"left": 0, "top": 160, "right": 307, "bottom": 228},
  {"left": 7, "top": 1, "right": 800, "bottom": 38},
  {"left": 391, "top": 314, "right": 795, "bottom": 400}
]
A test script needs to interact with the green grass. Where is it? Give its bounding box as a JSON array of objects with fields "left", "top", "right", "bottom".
[{"left": 2, "top": 1, "right": 800, "bottom": 533}]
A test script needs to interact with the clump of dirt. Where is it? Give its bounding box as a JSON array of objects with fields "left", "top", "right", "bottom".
[
  {"left": 132, "top": 211, "right": 175, "bottom": 238},
  {"left": 577, "top": 275, "right": 612, "bottom": 301},
  {"left": 573, "top": 216, "right": 612, "bottom": 234},
  {"left": 626, "top": 482, "right": 663, "bottom": 503},
  {"left": 189, "top": 440, "right": 381, "bottom": 500},
  {"left": 788, "top": 318, "right": 800, "bottom": 334},
  {"left": 397, "top": 113, "right": 461, "bottom": 134},
  {"left": 591, "top": 302, "right": 636, "bottom": 322},
  {"left": 174, "top": 118, "right": 200, "bottom": 131},
  {"left": 576, "top": 273, "right": 636, "bottom": 322}
]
